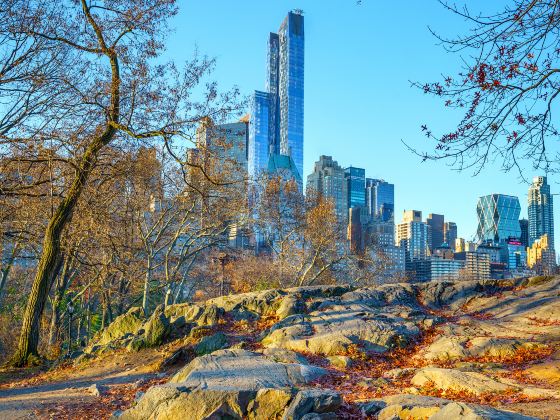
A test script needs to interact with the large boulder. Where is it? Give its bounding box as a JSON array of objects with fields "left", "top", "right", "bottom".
[
  {"left": 143, "top": 305, "right": 170, "bottom": 347},
  {"left": 170, "top": 349, "right": 326, "bottom": 390},
  {"left": 194, "top": 332, "right": 228, "bottom": 355},
  {"left": 360, "top": 394, "right": 537, "bottom": 420},
  {"left": 411, "top": 368, "right": 517, "bottom": 395},
  {"left": 94, "top": 307, "right": 144, "bottom": 346},
  {"left": 262, "top": 303, "right": 420, "bottom": 356}
]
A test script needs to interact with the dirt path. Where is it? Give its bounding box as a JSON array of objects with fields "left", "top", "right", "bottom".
[{"left": 0, "top": 346, "right": 180, "bottom": 419}]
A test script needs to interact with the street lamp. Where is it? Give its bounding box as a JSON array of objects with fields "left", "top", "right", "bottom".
[
  {"left": 213, "top": 252, "right": 232, "bottom": 296},
  {"left": 67, "top": 302, "right": 74, "bottom": 357}
]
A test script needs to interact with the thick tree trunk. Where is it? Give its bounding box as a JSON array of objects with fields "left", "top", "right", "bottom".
[
  {"left": 9, "top": 42, "right": 119, "bottom": 366},
  {"left": 47, "top": 255, "right": 71, "bottom": 349}
]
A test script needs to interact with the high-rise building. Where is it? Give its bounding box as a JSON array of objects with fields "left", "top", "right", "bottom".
[
  {"left": 248, "top": 91, "right": 270, "bottom": 180},
  {"left": 528, "top": 176, "right": 554, "bottom": 249},
  {"left": 345, "top": 167, "right": 366, "bottom": 209},
  {"left": 444, "top": 221, "right": 457, "bottom": 246},
  {"left": 519, "top": 218, "right": 529, "bottom": 248},
  {"left": 527, "top": 233, "right": 556, "bottom": 274},
  {"left": 306, "top": 156, "right": 347, "bottom": 222},
  {"left": 365, "top": 179, "right": 394, "bottom": 221},
  {"left": 427, "top": 214, "right": 445, "bottom": 251},
  {"left": 195, "top": 119, "right": 248, "bottom": 176},
  {"left": 476, "top": 194, "right": 521, "bottom": 243},
  {"left": 397, "top": 210, "right": 429, "bottom": 272},
  {"left": 348, "top": 206, "right": 364, "bottom": 254},
  {"left": 266, "top": 11, "right": 304, "bottom": 180},
  {"left": 454, "top": 252, "right": 491, "bottom": 280}
]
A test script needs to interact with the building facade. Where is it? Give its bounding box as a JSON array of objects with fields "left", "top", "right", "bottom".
[
  {"left": 527, "top": 233, "right": 556, "bottom": 274},
  {"left": 444, "top": 221, "right": 458, "bottom": 246},
  {"left": 345, "top": 166, "right": 366, "bottom": 209},
  {"left": 519, "top": 218, "right": 529, "bottom": 248},
  {"left": 365, "top": 178, "right": 394, "bottom": 221},
  {"left": 397, "top": 210, "right": 429, "bottom": 271},
  {"left": 427, "top": 214, "right": 445, "bottom": 251},
  {"left": 454, "top": 252, "right": 491, "bottom": 280},
  {"left": 306, "top": 155, "right": 347, "bottom": 222},
  {"left": 476, "top": 194, "right": 521, "bottom": 243},
  {"left": 248, "top": 91, "right": 270, "bottom": 180},
  {"left": 268, "top": 11, "right": 305, "bottom": 180},
  {"left": 528, "top": 176, "right": 554, "bottom": 249}
]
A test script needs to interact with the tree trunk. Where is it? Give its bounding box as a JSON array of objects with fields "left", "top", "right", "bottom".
[
  {"left": 142, "top": 256, "right": 152, "bottom": 316},
  {"left": 47, "top": 255, "right": 71, "bottom": 349},
  {"left": 9, "top": 43, "right": 120, "bottom": 366}
]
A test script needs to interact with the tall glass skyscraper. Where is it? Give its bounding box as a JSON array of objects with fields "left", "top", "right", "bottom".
[
  {"left": 365, "top": 178, "right": 394, "bottom": 221},
  {"left": 255, "top": 10, "right": 305, "bottom": 183},
  {"left": 476, "top": 194, "right": 521, "bottom": 244},
  {"left": 248, "top": 91, "right": 270, "bottom": 179},
  {"left": 278, "top": 12, "right": 304, "bottom": 179},
  {"left": 345, "top": 166, "right": 366, "bottom": 209},
  {"left": 528, "top": 176, "right": 554, "bottom": 249}
]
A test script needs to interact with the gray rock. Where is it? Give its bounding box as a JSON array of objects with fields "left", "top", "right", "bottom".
[
  {"left": 197, "top": 305, "right": 224, "bottom": 326},
  {"left": 430, "top": 401, "right": 538, "bottom": 419},
  {"left": 194, "top": 332, "right": 228, "bottom": 355},
  {"left": 283, "top": 389, "right": 341, "bottom": 420},
  {"left": 411, "top": 368, "right": 517, "bottom": 395},
  {"left": 143, "top": 305, "right": 170, "bottom": 347},
  {"left": 170, "top": 349, "right": 326, "bottom": 390},
  {"left": 277, "top": 296, "right": 306, "bottom": 320},
  {"left": 93, "top": 307, "right": 144, "bottom": 346}
]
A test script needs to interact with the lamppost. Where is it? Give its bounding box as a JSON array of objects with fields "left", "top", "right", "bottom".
[
  {"left": 213, "top": 252, "right": 232, "bottom": 296},
  {"left": 67, "top": 302, "right": 74, "bottom": 357}
]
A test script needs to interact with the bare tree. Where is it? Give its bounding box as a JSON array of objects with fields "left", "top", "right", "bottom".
[
  {"left": 1, "top": 0, "right": 240, "bottom": 366},
  {"left": 414, "top": 0, "right": 560, "bottom": 176}
]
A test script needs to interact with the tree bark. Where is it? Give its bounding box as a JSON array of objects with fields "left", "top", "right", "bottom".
[{"left": 9, "top": 45, "right": 120, "bottom": 366}]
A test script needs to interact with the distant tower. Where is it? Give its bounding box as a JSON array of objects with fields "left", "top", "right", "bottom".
[
  {"left": 528, "top": 176, "right": 554, "bottom": 249},
  {"left": 265, "top": 11, "right": 304, "bottom": 181}
]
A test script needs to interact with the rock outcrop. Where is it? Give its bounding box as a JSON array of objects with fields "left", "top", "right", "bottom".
[{"left": 101, "top": 276, "right": 560, "bottom": 419}]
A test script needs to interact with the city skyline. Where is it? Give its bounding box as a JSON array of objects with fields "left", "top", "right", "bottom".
[{"left": 170, "top": 1, "right": 559, "bottom": 248}]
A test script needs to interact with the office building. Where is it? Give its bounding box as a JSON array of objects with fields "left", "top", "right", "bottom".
[
  {"left": 528, "top": 176, "right": 554, "bottom": 249},
  {"left": 366, "top": 179, "right": 394, "bottom": 221},
  {"left": 427, "top": 214, "right": 445, "bottom": 251},
  {"left": 345, "top": 166, "right": 366, "bottom": 209},
  {"left": 444, "top": 221, "right": 458, "bottom": 246},
  {"left": 348, "top": 206, "right": 364, "bottom": 253},
  {"left": 519, "top": 218, "right": 529, "bottom": 248},
  {"left": 454, "top": 252, "right": 491, "bottom": 280},
  {"left": 306, "top": 156, "right": 347, "bottom": 222},
  {"left": 397, "top": 210, "right": 429, "bottom": 271},
  {"left": 248, "top": 91, "right": 271, "bottom": 180},
  {"left": 195, "top": 118, "right": 248, "bottom": 177},
  {"left": 476, "top": 194, "right": 521, "bottom": 243},
  {"left": 412, "top": 257, "right": 464, "bottom": 282},
  {"left": 527, "top": 233, "right": 556, "bottom": 274},
  {"left": 505, "top": 238, "right": 527, "bottom": 269}
]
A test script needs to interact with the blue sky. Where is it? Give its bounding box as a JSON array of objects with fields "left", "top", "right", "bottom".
[{"left": 168, "top": 1, "right": 558, "bottom": 246}]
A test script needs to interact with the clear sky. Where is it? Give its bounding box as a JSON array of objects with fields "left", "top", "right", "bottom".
[{"left": 167, "top": 0, "right": 558, "bottom": 247}]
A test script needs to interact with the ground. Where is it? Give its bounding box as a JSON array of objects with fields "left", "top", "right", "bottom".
[{"left": 1, "top": 277, "right": 559, "bottom": 419}]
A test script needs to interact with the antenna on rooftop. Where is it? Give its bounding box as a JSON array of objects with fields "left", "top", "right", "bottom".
[{"left": 292, "top": 9, "right": 304, "bottom": 15}]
